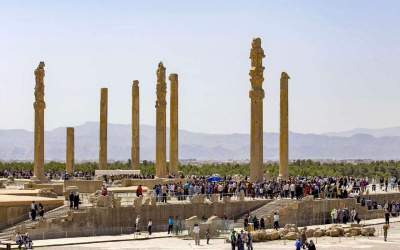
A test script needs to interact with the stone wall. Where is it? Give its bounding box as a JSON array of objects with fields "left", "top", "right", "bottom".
[
  {"left": 121, "top": 178, "right": 182, "bottom": 187},
  {"left": 27, "top": 199, "right": 270, "bottom": 239},
  {"left": 0, "top": 202, "right": 63, "bottom": 230},
  {"left": 360, "top": 192, "right": 400, "bottom": 205},
  {"left": 64, "top": 180, "right": 103, "bottom": 194}
]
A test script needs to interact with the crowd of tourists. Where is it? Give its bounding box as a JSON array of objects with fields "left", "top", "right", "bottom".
[{"left": 150, "top": 175, "right": 400, "bottom": 202}]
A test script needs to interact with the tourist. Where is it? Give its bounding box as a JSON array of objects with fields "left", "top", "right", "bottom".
[
  {"left": 295, "top": 238, "right": 302, "bottom": 250},
  {"left": 193, "top": 223, "right": 200, "bottom": 245},
  {"left": 135, "top": 215, "right": 140, "bottom": 233},
  {"left": 260, "top": 217, "right": 265, "bottom": 229},
  {"left": 205, "top": 228, "right": 210, "bottom": 244},
  {"left": 383, "top": 223, "right": 389, "bottom": 241},
  {"left": 69, "top": 192, "right": 74, "bottom": 209},
  {"left": 236, "top": 231, "right": 244, "bottom": 250},
  {"left": 73, "top": 192, "right": 80, "bottom": 210},
  {"left": 15, "top": 233, "right": 22, "bottom": 249},
  {"left": 273, "top": 211, "right": 280, "bottom": 230},
  {"left": 300, "top": 227, "right": 307, "bottom": 248},
  {"left": 162, "top": 184, "right": 167, "bottom": 203},
  {"left": 331, "top": 208, "right": 338, "bottom": 224},
  {"left": 30, "top": 201, "right": 37, "bottom": 221},
  {"left": 177, "top": 217, "right": 183, "bottom": 235},
  {"left": 230, "top": 230, "right": 237, "bottom": 250},
  {"left": 38, "top": 203, "right": 44, "bottom": 220},
  {"left": 167, "top": 216, "right": 174, "bottom": 234},
  {"left": 385, "top": 208, "right": 390, "bottom": 224},
  {"left": 247, "top": 232, "right": 253, "bottom": 250},
  {"left": 147, "top": 219, "right": 152, "bottom": 235},
  {"left": 136, "top": 185, "right": 143, "bottom": 197},
  {"left": 307, "top": 240, "right": 316, "bottom": 250},
  {"left": 101, "top": 185, "right": 108, "bottom": 196},
  {"left": 23, "top": 233, "right": 33, "bottom": 250}
]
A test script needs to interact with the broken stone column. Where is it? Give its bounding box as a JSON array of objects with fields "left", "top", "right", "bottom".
[
  {"left": 155, "top": 62, "right": 167, "bottom": 177},
  {"left": 131, "top": 80, "right": 140, "bottom": 170},
  {"left": 169, "top": 73, "right": 179, "bottom": 175},
  {"left": 279, "top": 72, "right": 290, "bottom": 180},
  {"left": 66, "top": 127, "right": 74, "bottom": 175},
  {"left": 33, "top": 62, "right": 47, "bottom": 182},
  {"left": 99, "top": 88, "right": 108, "bottom": 170},
  {"left": 249, "top": 38, "right": 265, "bottom": 182}
]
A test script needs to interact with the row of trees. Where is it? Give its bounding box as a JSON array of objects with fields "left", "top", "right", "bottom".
[{"left": 1, "top": 160, "right": 400, "bottom": 178}]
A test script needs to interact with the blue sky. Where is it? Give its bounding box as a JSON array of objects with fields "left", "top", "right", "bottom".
[{"left": 0, "top": 1, "right": 399, "bottom": 134}]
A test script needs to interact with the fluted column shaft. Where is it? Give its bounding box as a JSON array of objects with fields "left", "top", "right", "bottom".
[
  {"left": 33, "top": 62, "right": 46, "bottom": 182},
  {"left": 131, "top": 80, "right": 140, "bottom": 170},
  {"left": 99, "top": 88, "right": 108, "bottom": 170},
  {"left": 66, "top": 127, "right": 74, "bottom": 175},
  {"left": 169, "top": 74, "right": 179, "bottom": 175},
  {"left": 279, "top": 72, "right": 290, "bottom": 179}
]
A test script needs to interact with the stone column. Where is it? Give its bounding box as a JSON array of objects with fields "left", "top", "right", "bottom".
[
  {"left": 66, "top": 127, "right": 75, "bottom": 175},
  {"left": 33, "top": 62, "right": 47, "bottom": 182},
  {"left": 249, "top": 38, "right": 265, "bottom": 183},
  {"left": 279, "top": 72, "right": 290, "bottom": 180},
  {"left": 155, "top": 62, "right": 167, "bottom": 177},
  {"left": 169, "top": 73, "right": 178, "bottom": 175},
  {"left": 131, "top": 80, "right": 140, "bottom": 170},
  {"left": 99, "top": 88, "right": 108, "bottom": 170}
]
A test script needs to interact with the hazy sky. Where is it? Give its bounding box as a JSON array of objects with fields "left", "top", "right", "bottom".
[{"left": 0, "top": 1, "right": 399, "bottom": 134}]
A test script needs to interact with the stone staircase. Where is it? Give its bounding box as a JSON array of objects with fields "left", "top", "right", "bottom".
[
  {"left": 233, "top": 199, "right": 299, "bottom": 228},
  {"left": 0, "top": 205, "right": 71, "bottom": 241}
]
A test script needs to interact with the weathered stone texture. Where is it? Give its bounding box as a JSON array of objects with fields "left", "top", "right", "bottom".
[
  {"left": 249, "top": 38, "right": 265, "bottom": 182},
  {"left": 131, "top": 80, "right": 140, "bottom": 170},
  {"left": 169, "top": 73, "right": 179, "bottom": 175},
  {"left": 99, "top": 88, "right": 108, "bottom": 170}
]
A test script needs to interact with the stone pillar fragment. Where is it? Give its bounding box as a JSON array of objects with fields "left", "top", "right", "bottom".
[
  {"left": 279, "top": 72, "right": 290, "bottom": 179},
  {"left": 169, "top": 73, "right": 179, "bottom": 175},
  {"left": 249, "top": 38, "right": 265, "bottom": 182},
  {"left": 66, "top": 127, "right": 75, "bottom": 175},
  {"left": 33, "top": 62, "right": 47, "bottom": 182},
  {"left": 155, "top": 62, "right": 167, "bottom": 177},
  {"left": 99, "top": 88, "right": 108, "bottom": 170},
  {"left": 131, "top": 80, "right": 140, "bottom": 170}
]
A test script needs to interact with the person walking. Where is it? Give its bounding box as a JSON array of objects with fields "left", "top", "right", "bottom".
[
  {"left": 307, "top": 240, "right": 316, "bottom": 250},
  {"left": 385, "top": 209, "right": 390, "bottom": 224},
  {"left": 331, "top": 208, "right": 338, "bottom": 224},
  {"left": 230, "top": 230, "right": 237, "bottom": 250},
  {"left": 135, "top": 215, "right": 141, "bottom": 234},
  {"left": 30, "top": 201, "right": 37, "bottom": 221},
  {"left": 273, "top": 211, "right": 280, "bottom": 230},
  {"left": 295, "top": 238, "right": 302, "bottom": 250},
  {"left": 205, "top": 229, "right": 210, "bottom": 244},
  {"left": 147, "top": 219, "right": 152, "bottom": 236},
  {"left": 38, "top": 203, "right": 44, "bottom": 220},
  {"left": 73, "top": 192, "right": 80, "bottom": 210},
  {"left": 247, "top": 232, "right": 253, "bottom": 250},
  {"left": 193, "top": 223, "right": 200, "bottom": 245},
  {"left": 383, "top": 223, "right": 389, "bottom": 242},
  {"left": 69, "top": 192, "right": 74, "bottom": 209},
  {"left": 167, "top": 216, "right": 174, "bottom": 235}
]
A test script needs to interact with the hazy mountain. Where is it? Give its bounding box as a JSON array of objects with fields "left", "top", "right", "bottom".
[
  {"left": 1, "top": 122, "right": 400, "bottom": 161},
  {"left": 325, "top": 127, "right": 400, "bottom": 138}
]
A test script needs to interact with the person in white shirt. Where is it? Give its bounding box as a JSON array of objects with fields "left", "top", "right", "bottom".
[
  {"left": 147, "top": 219, "right": 152, "bottom": 235},
  {"left": 273, "top": 211, "right": 280, "bottom": 230},
  {"left": 193, "top": 224, "right": 200, "bottom": 245}
]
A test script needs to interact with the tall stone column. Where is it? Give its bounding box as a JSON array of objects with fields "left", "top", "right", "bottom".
[
  {"left": 249, "top": 38, "right": 265, "bottom": 183},
  {"left": 155, "top": 62, "right": 167, "bottom": 177},
  {"left": 169, "top": 73, "right": 179, "bottom": 175},
  {"left": 279, "top": 72, "right": 290, "bottom": 179},
  {"left": 99, "top": 88, "right": 108, "bottom": 170},
  {"left": 131, "top": 80, "right": 140, "bottom": 170},
  {"left": 66, "top": 127, "right": 75, "bottom": 175},
  {"left": 33, "top": 62, "right": 47, "bottom": 182}
]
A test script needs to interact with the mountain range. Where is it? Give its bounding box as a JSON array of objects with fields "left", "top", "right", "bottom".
[{"left": 1, "top": 122, "right": 400, "bottom": 162}]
